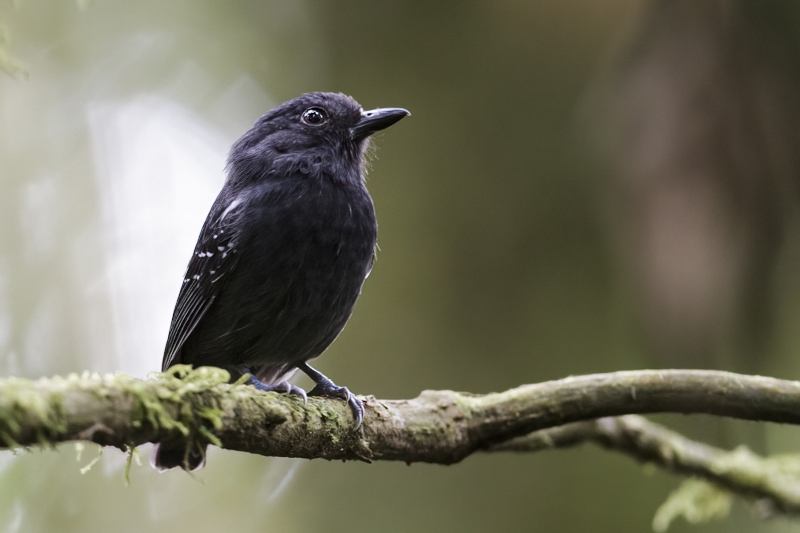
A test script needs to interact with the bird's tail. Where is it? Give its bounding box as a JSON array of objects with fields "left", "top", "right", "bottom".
[
  {"left": 150, "top": 365, "right": 296, "bottom": 471},
  {"left": 151, "top": 442, "right": 206, "bottom": 472}
]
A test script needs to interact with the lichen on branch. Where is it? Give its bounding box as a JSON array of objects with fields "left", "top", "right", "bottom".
[
  {"left": 4, "top": 368, "right": 800, "bottom": 463},
  {"left": 4, "top": 367, "right": 800, "bottom": 521}
]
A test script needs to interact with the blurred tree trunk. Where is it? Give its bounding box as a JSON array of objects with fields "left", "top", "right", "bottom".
[{"left": 589, "top": 0, "right": 800, "bottom": 373}]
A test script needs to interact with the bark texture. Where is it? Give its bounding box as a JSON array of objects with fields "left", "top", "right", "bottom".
[
  {"left": 4, "top": 365, "right": 800, "bottom": 515},
  {"left": 3, "top": 367, "right": 800, "bottom": 463}
]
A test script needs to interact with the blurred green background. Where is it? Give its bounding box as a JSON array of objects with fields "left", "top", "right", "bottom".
[{"left": 2, "top": 0, "right": 800, "bottom": 531}]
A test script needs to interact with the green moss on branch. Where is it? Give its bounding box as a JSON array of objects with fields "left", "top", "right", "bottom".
[
  {"left": 7, "top": 367, "right": 800, "bottom": 518},
  {"left": 8, "top": 367, "right": 800, "bottom": 524},
  {"left": 3, "top": 367, "right": 800, "bottom": 468}
]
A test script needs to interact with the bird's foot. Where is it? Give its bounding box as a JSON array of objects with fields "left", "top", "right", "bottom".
[
  {"left": 299, "top": 362, "right": 364, "bottom": 428},
  {"left": 240, "top": 366, "right": 307, "bottom": 404}
]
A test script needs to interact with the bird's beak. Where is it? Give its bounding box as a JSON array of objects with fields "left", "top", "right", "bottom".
[{"left": 351, "top": 107, "right": 410, "bottom": 140}]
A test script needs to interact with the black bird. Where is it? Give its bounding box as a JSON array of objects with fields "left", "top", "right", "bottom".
[{"left": 154, "top": 92, "right": 408, "bottom": 470}]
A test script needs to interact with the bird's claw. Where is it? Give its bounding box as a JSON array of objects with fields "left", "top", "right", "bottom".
[
  {"left": 309, "top": 383, "right": 364, "bottom": 429},
  {"left": 292, "top": 385, "right": 308, "bottom": 404},
  {"left": 244, "top": 370, "right": 307, "bottom": 404},
  {"left": 272, "top": 380, "right": 308, "bottom": 404}
]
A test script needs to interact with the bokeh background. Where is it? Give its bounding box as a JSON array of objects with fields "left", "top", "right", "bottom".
[{"left": 2, "top": 0, "right": 800, "bottom": 531}]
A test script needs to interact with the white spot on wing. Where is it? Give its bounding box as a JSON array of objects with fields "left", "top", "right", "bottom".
[{"left": 220, "top": 198, "right": 242, "bottom": 221}]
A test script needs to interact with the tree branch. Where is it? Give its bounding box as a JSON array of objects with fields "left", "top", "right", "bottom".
[
  {"left": 491, "top": 415, "right": 800, "bottom": 515},
  {"left": 6, "top": 366, "right": 800, "bottom": 514},
  {"left": 3, "top": 367, "right": 800, "bottom": 463}
]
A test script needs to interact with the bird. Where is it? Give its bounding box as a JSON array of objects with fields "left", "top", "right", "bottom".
[{"left": 153, "top": 92, "right": 409, "bottom": 470}]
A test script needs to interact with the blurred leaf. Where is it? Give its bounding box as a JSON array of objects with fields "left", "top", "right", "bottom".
[{"left": 651, "top": 479, "right": 732, "bottom": 532}]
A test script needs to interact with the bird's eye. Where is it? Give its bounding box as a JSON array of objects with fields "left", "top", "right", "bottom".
[{"left": 301, "top": 107, "right": 328, "bottom": 126}]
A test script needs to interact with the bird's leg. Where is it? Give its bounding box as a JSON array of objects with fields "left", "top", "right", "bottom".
[
  {"left": 298, "top": 362, "right": 364, "bottom": 428},
  {"left": 237, "top": 365, "right": 307, "bottom": 404}
]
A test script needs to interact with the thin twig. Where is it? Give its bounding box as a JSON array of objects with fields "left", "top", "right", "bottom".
[{"left": 491, "top": 415, "right": 800, "bottom": 514}]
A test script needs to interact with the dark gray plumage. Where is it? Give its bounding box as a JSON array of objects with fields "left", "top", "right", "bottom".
[{"left": 154, "top": 92, "right": 408, "bottom": 470}]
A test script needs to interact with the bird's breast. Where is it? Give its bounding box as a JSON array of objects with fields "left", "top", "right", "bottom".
[{"left": 236, "top": 179, "right": 377, "bottom": 301}]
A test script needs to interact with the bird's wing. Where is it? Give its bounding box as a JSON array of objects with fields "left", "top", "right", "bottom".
[{"left": 162, "top": 197, "right": 244, "bottom": 370}]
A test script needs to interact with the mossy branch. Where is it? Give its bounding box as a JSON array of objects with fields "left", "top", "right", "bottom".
[
  {"left": 4, "top": 366, "right": 800, "bottom": 516},
  {"left": 4, "top": 367, "right": 800, "bottom": 460}
]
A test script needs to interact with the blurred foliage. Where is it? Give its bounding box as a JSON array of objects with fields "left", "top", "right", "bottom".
[{"left": 653, "top": 479, "right": 733, "bottom": 532}]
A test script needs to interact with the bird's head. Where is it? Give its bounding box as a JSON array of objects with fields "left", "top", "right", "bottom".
[{"left": 227, "top": 92, "right": 409, "bottom": 185}]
